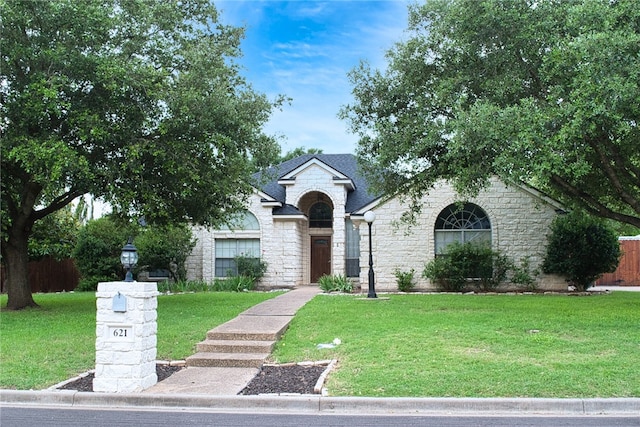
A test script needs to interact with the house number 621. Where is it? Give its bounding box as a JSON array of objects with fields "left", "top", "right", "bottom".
[{"left": 113, "top": 328, "right": 128, "bottom": 337}]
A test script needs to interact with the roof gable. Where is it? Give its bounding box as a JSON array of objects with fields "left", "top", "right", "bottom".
[{"left": 251, "top": 154, "right": 380, "bottom": 213}]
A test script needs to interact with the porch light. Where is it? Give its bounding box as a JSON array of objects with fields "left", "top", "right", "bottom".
[
  {"left": 364, "top": 211, "right": 377, "bottom": 298},
  {"left": 120, "top": 237, "right": 139, "bottom": 282}
]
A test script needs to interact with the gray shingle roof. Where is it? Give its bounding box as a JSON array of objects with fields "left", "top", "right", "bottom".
[{"left": 252, "top": 154, "right": 380, "bottom": 213}]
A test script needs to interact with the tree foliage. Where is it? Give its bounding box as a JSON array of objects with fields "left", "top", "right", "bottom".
[
  {"left": 28, "top": 205, "right": 81, "bottom": 261},
  {"left": 340, "top": 0, "right": 640, "bottom": 228},
  {"left": 543, "top": 212, "right": 621, "bottom": 291},
  {"left": 73, "top": 216, "right": 131, "bottom": 290},
  {"left": 279, "top": 147, "right": 324, "bottom": 163},
  {"left": 73, "top": 217, "right": 196, "bottom": 291},
  {"left": 0, "top": 0, "right": 284, "bottom": 309},
  {"left": 135, "top": 224, "right": 196, "bottom": 282}
]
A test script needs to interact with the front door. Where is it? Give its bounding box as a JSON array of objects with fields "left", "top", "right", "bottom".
[{"left": 311, "top": 236, "right": 331, "bottom": 283}]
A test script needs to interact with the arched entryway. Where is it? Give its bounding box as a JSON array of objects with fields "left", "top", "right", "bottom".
[{"left": 299, "top": 193, "right": 334, "bottom": 283}]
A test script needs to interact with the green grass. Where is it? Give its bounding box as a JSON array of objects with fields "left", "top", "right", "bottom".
[
  {"left": 0, "top": 291, "right": 281, "bottom": 390},
  {"left": 269, "top": 293, "right": 640, "bottom": 398},
  {"left": 2, "top": 291, "right": 639, "bottom": 397}
]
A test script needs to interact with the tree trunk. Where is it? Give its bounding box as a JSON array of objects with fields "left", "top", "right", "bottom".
[{"left": 3, "top": 227, "right": 38, "bottom": 310}]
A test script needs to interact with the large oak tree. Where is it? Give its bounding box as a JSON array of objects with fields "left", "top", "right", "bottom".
[
  {"left": 340, "top": 0, "right": 639, "bottom": 228},
  {"left": 1, "top": 0, "right": 284, "bottom": 309}
]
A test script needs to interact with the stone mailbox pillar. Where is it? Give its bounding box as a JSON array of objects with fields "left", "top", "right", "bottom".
[{"left": 94, "top": 281, "right": 158, "bottom": 393}]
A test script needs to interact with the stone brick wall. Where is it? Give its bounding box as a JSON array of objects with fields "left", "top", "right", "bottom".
[
  {"left": 94, "top": 281, "right": 158, "bottom": 393},
  {"left": 357, "top": 178, "right": 566, "bottom": 292}
]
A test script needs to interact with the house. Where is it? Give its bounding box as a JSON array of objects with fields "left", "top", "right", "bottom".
[{"left": 186, "top": 154, "right": 566, "bottom": 291}]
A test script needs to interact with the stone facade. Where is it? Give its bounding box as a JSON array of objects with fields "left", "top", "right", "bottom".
[
  {"left": 185, "top": 155, "right": 567, "bottom": 292},
  {"left": 356, "top": 178, "right": 566, "bottom": 291}
]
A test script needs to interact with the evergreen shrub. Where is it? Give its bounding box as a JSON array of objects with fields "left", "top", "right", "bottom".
[{"left": 543, "top": 212, "right": 621, "bottom": 291}]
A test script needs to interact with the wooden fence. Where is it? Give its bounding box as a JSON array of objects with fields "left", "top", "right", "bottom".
[
  {"left": 0, "top": 257, "right": 79, "bottom": 293},
  {"left": 596, "top": 237, "right": 640, "bottom": 286}
]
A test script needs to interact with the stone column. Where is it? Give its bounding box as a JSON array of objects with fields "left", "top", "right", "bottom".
[{"left": 94, "top": 281, "right": 158, "bottom": 393}]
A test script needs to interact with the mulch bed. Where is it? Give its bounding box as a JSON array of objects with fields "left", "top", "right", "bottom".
[
  {"left": 57, "top": 363, "right": 326, "bottom": 395},
  {"left": 239, "top": 364, "right": 327, "bottom": 395},
  {"left": 57, "top": 364, "right": 183, "bottom": 392}
]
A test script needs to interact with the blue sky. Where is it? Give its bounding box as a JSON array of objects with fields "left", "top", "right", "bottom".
[{"left": 215, "top": 0, "right": 411, "bottom": 154}]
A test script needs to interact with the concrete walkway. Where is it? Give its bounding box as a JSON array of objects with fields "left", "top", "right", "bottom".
[{"left": 144, "top": 286, "right": 321, "bottom": 395}]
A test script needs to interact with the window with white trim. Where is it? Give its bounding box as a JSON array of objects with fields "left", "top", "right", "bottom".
[
  {"left": 214, "top": 211, "right": 261, "bottom": 277},
  {"left": 215, "top": 238, "right": 260, "bottom": 277},
  {"left": 434, "top": 203, "right": 491, "bottom": 255}
]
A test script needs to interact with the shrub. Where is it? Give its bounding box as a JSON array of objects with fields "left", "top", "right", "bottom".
[
  {"left": 333, "top": 274, "right": 353, "bottom": 293},
  {"left": 510, "top": 257, "right": 538, "bottom": 291},
  {"left": 423, "top": 242, "right": 511, "bottom": 292},
  {"left": 543, "top": 212, "right": 621, "bottom": 291},
  {"left": 394, "top": 268, "right": 416, "bottom": 292},
  {"left": 135, "top": 224, "right": 196, "bottom": 282},
  {"left": 422, "top": 251, "right": 466, "bottom": 292},
  {"left": 76, "top": 275, "right": 114, "bottom": 292},
  {"left": 318, "top": 274, "right": 353, "bottom": 293},
  {"left": 318, "top": 275, "right": 335, "bottom": 292},
  {"left": 73, "top": 216, "right": 131, "bottom": 284},
  {"left": 234, "top": 255, "right": 267, "bottom": 281},
  {"left": 214, "top": 276, "right": 256, "bottom": 292}
]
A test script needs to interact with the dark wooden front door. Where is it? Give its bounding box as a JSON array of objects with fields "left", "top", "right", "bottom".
[{"left": 311, "top": 236, "right": 331, "bottom": 283}]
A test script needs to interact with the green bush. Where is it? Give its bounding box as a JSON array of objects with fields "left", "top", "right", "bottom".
[
  {"left": 76, "top": 275, "right": 114, "bottom": 292},
  {"left": 157, "top": 278, "right": 256, "bottom": 293},
  {"left": 318, "top": 274, "right": 353, "bottom": 293},
  {"left": 394, "top": 268, "right": 416, "bottom": 292},
  {"left": 218, "top": 276, "right": 256, "bottom": 292},
  {"left": 135, "top": 224, "right": 196, "bottom": 282},
  {"left": 234, "top": 255, "right": 267, "bottom": 281},
  {"left": 318, "top": 275, "right": 334, "bottom": 292},
  {"left": 73, "top": 216, "right": 131, "bottom": 286},
  {"left": 510, "top": 257, "right": 538, "bottom": 291},
  {"left": 423, "top": 242, "right": 511, "bottom": 292},
  {"left": 543, "top": 212, "right": 621, "bottom": 291},
  {"left": 423, "top": 252, "right": 466, "bottom": 292}
]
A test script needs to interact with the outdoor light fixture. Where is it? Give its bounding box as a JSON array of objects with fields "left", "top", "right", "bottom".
[
  {"left": 364, "top": 210, "right": 377, "bottom": 298},
  {"left": 120, "top": 237, "right": 139, "bottom": 282}
]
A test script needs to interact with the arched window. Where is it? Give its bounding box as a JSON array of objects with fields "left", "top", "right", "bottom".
[
  {"left": 218, "top": 211, "right": 260, "bottom": 230},
  {"left": 434, "top": 203, "right": 491, "bottom": 254},
  {"left": 309, "top": 202, "right": 332, "bottom": 228}
]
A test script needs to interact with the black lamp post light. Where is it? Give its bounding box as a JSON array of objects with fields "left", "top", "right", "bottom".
[
  {"left": 364, "top": 210, "right": 377, "bottom": 298},
  {"left": 120, "top": 237, "right": 139, "bottom": 282}
]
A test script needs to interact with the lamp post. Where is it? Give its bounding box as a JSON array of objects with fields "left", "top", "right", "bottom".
[
  {"left": 120, "top": 237, "right": 139, "bottom": 282},
  {"left": 364, "top": 210, "right": 377, "bottom": 298}
]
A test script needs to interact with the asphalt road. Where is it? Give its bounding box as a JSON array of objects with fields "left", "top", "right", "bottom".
[{"left": 2, "top": 406, "right": 639, "bottom": 427}]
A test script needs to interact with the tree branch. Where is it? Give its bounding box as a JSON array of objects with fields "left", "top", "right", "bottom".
[
  {"left": 550, "top": 174, "right": 640, "bottom": 228},
  {"left": 588, "top": 134, "right": 640, "bottom": 215},
  {"left": 32, "top": 188, "right": 86, "bottom": 221}
]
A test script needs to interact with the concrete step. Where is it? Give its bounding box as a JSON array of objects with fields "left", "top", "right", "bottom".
[
  {"left": 186, "top": 352, "right": 270, "bottom": 368},
  {"left": 196, "top": 339, "right": 275, "bottom": 354},
  {"left": 205, "top": 315, "right": 292, "bottom": 342}
]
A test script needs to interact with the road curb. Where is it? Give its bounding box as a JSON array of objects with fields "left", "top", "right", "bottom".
[{"left": 2, "top": 390, "right": 639, "bottom": 415}]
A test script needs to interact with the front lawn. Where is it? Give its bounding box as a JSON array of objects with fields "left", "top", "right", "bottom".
[
  {"left": 2, "top": 290, "right": 638, "bottom": 397},
  {"left": 0, "top": 291, "right": 280, "bottom": 390},
  {"left": 270, "top": 292, "right": 640, "bottom": 398}
]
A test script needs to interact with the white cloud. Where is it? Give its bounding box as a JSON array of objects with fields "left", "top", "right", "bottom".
[{"left": 215, "top": 0, "right": 410, "bottom": 154}]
